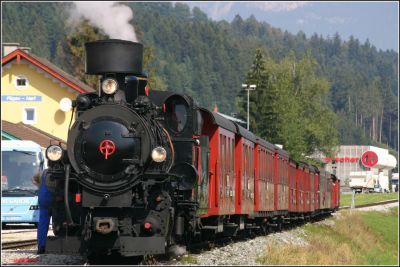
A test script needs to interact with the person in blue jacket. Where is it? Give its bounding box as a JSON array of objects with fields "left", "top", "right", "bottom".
[{"left": 32, "top": 169, "right": 53, "bottom": 254}]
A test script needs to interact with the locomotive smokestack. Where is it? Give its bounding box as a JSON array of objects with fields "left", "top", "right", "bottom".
[
  {"left": 85, "top": 39, "right": 147, "bottom": 102},
  {"left": 85, "top": 39, "right": 144, "bottom": 75}
]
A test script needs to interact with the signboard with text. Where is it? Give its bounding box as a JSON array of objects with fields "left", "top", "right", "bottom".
[
  {"left": 1, "top": 95, "right": 42, "bottom": 102},
  {"left": 323, "top": 157, "right": 359, "bottom": 163}
]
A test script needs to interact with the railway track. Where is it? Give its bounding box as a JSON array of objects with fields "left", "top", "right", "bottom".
[
  {"left": 339, "top": 199, "right": 398, "bottom": 210},
  {"left": 2, "top": 200, "right": 397, "bottom": 253},
  {"left": 2, "top": 230, "right": 38, "bottom": 235},
  {"left": 2, "top": 239, "right": 37, "bottom": 250}
]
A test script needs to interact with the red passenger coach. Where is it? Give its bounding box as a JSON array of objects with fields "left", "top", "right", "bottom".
[
  {"left": 234, "top": 125, "right": 256, "bottom": 215},
  {"left": 275, "top": 147, "right": 289, "bottom": 212},
  {"left": 199, "top": 108, "right": 237, "bottom": 216},
  {"left": 288, "top": 160, "right": 297, "bottom": 213},
  {"left": 319, "top": 170, "right": 331, "bottom": 210},
  {"left": 255, "top": 139, "right": 276, "bottom": 213},
  {"left": 309, "top": 166, "right": 318, "bottom": 212},
  {"left": 191, "top": 108, "right": 338, "bottom": 236},
  {"left": 311, "top": 166, "right": 320, "bottom": 211},
  {"left": 331, "top": 175, "right": 340, "bottom": 210},
  {"left": 303, "top": 165, "right": 311, "bottom": 213},
  {"left": 296, "top": 162, "right": 305, "bottom": 213}
]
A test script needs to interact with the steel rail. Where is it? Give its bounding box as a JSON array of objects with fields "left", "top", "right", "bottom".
[
  {"left": 339, "top": 199, "right": 398, "bottom": 210},
  {"left": 2, "top": 239, "right": 37, "bottom": 250},
  {"left": 2, "top": 230, "right": 38, "bottom": 235}
]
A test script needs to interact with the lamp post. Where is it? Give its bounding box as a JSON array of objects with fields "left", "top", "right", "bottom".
[{"left": 242, "top": 84, "right": 256, "bottom": 130}]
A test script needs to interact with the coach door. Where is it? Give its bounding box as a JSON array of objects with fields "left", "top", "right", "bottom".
[
  {"left": 241, "top": 140, "right": 254, "bottom": 214},
  {"left": 219, "top": 131, "right": 235, "bottom": 215},
  {"left": 197, "top": 136, "right": 209, "bottom": 215}
]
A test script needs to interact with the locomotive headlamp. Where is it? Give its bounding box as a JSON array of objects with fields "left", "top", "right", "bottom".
[
  {"left": 46, "top": 145, "right": 63, "bottom": 161},
  {"left": 151, "top": 147, "right": 167, "bottom": 162},
  {"left": 101, "top": 78, "right": 118, "bottom": 95}
]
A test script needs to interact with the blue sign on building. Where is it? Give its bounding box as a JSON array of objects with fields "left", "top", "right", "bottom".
[{"left": 1, "top": 95, "right": 42, "bottom": 102}]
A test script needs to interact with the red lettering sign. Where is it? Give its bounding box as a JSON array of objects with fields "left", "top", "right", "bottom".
[{"left": 323, "top": 157, "right": 359, "bottom": 163}]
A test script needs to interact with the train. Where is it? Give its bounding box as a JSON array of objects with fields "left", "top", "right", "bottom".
[
  {"left": 1, "top": 140, "right": 45, "bottom": 228},
  {"left": 44, "top": 39, "right": 340, "bottom": 258}
]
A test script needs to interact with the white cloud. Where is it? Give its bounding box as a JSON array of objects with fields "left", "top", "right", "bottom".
[
  {"left": 209, "top": 2, "right": 235, "bottom": 20},
  {"left": 247, "top": 2, "right": 309, "bottom": 12},
  {"left": 325, "top": 16, "right": 350, "bottom": 25},
  {"left": 305, "top": 12, "right": 322, "bottom": 20},
  {"left": 296, "top": 19, "right": 305, "bottom": 25}
]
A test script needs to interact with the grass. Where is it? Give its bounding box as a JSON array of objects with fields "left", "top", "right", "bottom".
[
  {"left": 360, "top": 207, "right": 398, "bottom": 265},
  {"left": 257, "top": 207, "right": 399, "bottom": 265},
  {"left": 340, "top": 192, "right": 399, "bottom": 207}
]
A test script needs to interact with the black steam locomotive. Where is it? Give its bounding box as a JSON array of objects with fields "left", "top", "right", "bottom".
[
  {"left": 44, "top": 39, "right": 339, "bottom": 259},
  {"left": 45, "top": 40, "right": 202, "bottom": 257}
]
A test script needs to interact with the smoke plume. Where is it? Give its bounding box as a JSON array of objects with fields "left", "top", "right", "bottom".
[{"left": 70, "top": 2, "right": 137, "bottom": 42}]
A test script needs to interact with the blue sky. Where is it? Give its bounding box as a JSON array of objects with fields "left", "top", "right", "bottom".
[{"left": 181, "top": 1, "right": 398, "bottom": 52}]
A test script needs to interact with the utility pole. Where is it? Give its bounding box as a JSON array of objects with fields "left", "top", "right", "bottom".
[{"left": 242, "top": 84, "right": 256, "bottom": 130}]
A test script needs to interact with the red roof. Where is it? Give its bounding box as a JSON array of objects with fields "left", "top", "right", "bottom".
[{"left": 2, "top": 49, "right": 94, "bottom": 93}]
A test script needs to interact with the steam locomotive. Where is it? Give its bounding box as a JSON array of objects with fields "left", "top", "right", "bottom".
[{"left": 44, "top": 39, "right": 340, "bottom": 258}]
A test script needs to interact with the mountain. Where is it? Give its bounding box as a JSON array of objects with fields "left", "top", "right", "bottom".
[{"left": 2, "top": 2, "right": 398, "bottom": 151}]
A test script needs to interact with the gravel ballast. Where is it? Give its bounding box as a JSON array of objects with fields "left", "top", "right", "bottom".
[{"left": 2, "top": 202, "right": 397, "bottom": 265}]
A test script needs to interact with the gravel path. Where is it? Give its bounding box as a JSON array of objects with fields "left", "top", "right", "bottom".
[
  {"left": 168, "top": 228, "right": 309, "bottom": 266},
  {"left": 1, "top": 229, "right": 82, "bottom": 266},
  {"left": 354, "top": 201, "right": 398, "bottom": 212},
  {"left": 1, "top": 248, "right": 84, "bottom": 265},
  {"left": 171, "top": 202, "right": 399, "bottom": 266}
]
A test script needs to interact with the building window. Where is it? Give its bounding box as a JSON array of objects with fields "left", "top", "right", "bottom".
[
  {"left": 22, "top": 107, "right": 36, "bottom": 124},
  {"left": 14, "top": 75, "right": 29, "bottom": 89}
]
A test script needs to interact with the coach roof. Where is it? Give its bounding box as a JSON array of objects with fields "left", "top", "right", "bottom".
[
  {"left": 276, "top": 145, "right": 290, "bottom": 158},
  {"left": 256, "top": 137, "right": 276, "bottom": 151},
  {"left": 199, "top": 107, "right": 237, "bottom": 133},
  {"left": 233, "top": 123, "right": 257, "bottom": 142}
]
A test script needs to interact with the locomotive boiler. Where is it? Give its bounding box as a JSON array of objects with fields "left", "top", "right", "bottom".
[{"left": 44, "top": 39, "right": 340, "bottom": 259}]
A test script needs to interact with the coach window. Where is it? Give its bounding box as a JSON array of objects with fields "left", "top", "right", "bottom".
[
  {"left": 247, "top": 145, "right": 251, "bottom": 189},
  {"left": 260, "top": 150, "right": 264, "bottom": 181},
  {"left": 225, "top": 136, "right": 228, "bottom": 175},
  {"left": 223, "top": 135, "right": 226, "bottom": 187},
  {"left": 259, "top": 150, "right": 263, "bottom": 181},
  {"left": 231, "top": 139, "right": 234, "bottom": 174},
  {"left": 262, "top": 150, "right": 265, "bottom": 181},
  {"left": 285, "top": 160, "right": 288, "bottom": 185},
  {"left": 266, "top": 153, "right": 269, "bottom": 182},
  {"left": 272, "top": 154, "right": 275, "bottom": 182},
  {"left": 251, "top": 148, "right": 254, "bottom": 179},
  {"left": 220, "top": 134, "right": 223, "bottom": 178}
]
